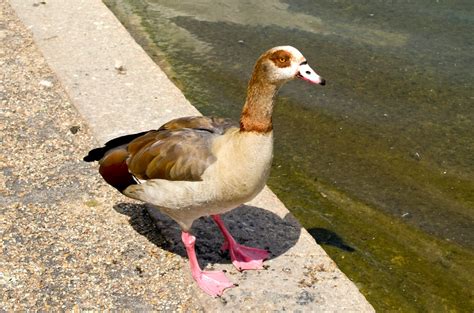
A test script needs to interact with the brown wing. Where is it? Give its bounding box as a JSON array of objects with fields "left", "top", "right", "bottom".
[
  {"left": 127, "top": 116, "right": 237, "bottom": 181},
  {"left": 126, "top": 129, "right": 212, "bottom": 181},
  {"left": 88, "top": 116, "right": 237, "bottom": 191}
]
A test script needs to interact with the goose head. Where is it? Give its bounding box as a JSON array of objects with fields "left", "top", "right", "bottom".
[
  {"left": 241, "top": 46, "right": 326, "bottom": 133},
  {"left": 255, "top": 46, "right": 326, "bottom": 86}
]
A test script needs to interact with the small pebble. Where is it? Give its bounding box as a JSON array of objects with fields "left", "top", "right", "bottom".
[
  {"left": 39, "top": 79, "right": 53, "bottom": 88},
  {"left": 114, "top": 60, "right": 127, "bottom": 74},
  {"left": 69, "top": 125, "right": 80, "bottom": 134}
]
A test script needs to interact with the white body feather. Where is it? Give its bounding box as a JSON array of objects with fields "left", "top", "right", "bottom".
[{"left": 124, "top": 129, "right": 273, "bottom": 230}]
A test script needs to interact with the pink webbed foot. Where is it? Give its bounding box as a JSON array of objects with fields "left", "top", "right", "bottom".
[
  {"left": 222, "top": 240, "right": 270, "bottom": 271},
  {"left": 181, "top": 231, "right": 235, "bottom": 297},
  {"left": 193, "top": 269, "right": 235, "bottom": 297},
  {"left": 212, "top": 215, "right": 270, "bottom": 271}
]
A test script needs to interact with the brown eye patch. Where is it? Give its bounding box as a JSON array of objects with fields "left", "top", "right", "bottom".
[{"left": 269, "top": 50, "right": 292, "bottom": 68}]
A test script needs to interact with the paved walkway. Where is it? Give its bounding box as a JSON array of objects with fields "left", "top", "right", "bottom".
[{"left": 3, "top": 0, "right": 374, "bottom": 311}]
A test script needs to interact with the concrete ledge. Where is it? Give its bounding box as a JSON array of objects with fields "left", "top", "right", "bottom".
[{"left": 9, "top": 0, "right": 373, "bottom": 311}]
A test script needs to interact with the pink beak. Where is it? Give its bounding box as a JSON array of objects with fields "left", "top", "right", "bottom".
[{"left": 296, "top": 61, "right": 326, "bottom": 85}]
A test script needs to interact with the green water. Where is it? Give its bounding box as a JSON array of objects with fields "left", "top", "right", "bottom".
[{"left": 103, "top": 0, "right": 474, "bottom": 310}]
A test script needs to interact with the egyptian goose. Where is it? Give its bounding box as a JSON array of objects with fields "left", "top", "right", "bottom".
[{"left": 84, "top": 46, "right": 325, "bottom": 296}]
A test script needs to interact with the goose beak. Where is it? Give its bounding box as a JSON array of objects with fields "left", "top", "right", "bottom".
[{"left": 296, "top": 61, "right": 326, "bottom": 85}]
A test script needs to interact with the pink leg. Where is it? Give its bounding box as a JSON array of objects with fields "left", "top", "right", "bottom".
[
  {"left": 212, "top": 215, "right": 269, "bottom": 271},
  {"left": 181, "top": 231, "right": 234, "bottom": 297}
]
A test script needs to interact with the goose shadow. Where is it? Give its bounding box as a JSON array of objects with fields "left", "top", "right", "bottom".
[
  {"left": 113, "top": 203, "right": 301, "bottom": 267},
  {"left": 307, "top": 227, "right": 355, "bottom": 252}
]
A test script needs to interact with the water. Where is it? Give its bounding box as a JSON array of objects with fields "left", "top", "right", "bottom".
[{"left": 104, "top": 0, "right": 474, "bottom": 310}]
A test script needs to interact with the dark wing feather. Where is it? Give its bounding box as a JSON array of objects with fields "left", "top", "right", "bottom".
[{"left": 83, "top": 130, "right": 148, "bottom": 162}]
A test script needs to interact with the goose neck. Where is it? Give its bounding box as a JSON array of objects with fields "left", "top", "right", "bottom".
[{"left": 239, "top": 78, "right": 279, "bottom": 133}]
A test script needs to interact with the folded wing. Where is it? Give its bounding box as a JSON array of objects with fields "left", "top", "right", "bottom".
[{"left": 84, "top": 116, "right": 237, "bottom": 191}]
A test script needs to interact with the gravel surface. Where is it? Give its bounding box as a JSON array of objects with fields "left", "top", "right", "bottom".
[{"left": 0, "top": 1, "right": 201, "bottom": 310}]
